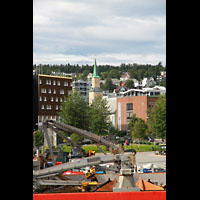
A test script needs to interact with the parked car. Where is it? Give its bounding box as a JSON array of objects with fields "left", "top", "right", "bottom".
[{"left": 124, "top": 149, "right": 136, "bottom": 154}]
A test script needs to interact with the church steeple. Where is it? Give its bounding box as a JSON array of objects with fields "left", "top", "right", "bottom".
[
  {"left": 93, "top": 58, "right": 100, "bottom": 78},
  {"left": 89, "top": 58, "right": 102, "bottom": 104}
]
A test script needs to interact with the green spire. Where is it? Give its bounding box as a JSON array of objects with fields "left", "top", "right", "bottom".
[{"left": 93, "top": 58, "right": 100, "bottom": 78}]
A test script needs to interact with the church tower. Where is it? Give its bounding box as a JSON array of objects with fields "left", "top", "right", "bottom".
[{"left": 89, "top": 58, "right": 103, "bottom": 104}]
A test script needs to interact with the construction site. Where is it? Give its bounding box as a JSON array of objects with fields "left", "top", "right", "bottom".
[{"left": 33, "top": 120, "right": 166, "bottom": 200}]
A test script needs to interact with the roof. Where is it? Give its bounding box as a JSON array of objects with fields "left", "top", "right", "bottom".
[
  {"left": 92, "top": 58, "right": 100, "bottom": 78},
  {"left": 38, "top": 74, "right": 72, "bottom": 80}
]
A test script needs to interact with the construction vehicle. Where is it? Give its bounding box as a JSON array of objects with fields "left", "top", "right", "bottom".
[
  {"left": 33, "top": 120, "right": 136, "bottom": 193},
  {"left": 84, "top": 167, "right": 98, "bottom": 182}
]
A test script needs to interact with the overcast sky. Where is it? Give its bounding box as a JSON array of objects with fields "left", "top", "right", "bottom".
[{"left": 33, "top": 0, "right": 166, "bottom": 66}]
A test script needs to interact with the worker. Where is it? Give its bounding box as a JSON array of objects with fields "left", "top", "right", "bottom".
[{"left": 124, "top": 139, "right": 129, "bottom": 146}]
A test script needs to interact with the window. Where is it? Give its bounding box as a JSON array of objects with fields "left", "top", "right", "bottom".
[
  {"left": 60, "top": 97, "right": 62, "bottom": 102},
  {"left": 126, "top": 103, "right": 133, "bottom": 111},
  {"left": 41, "top": 88, "right": 46, "bottom": 93},
  {"left": 40, "top": 96, "right": 42, "bottom": 101},
  {"left": 44, "top": 96, "right": 47, "bottom": 101},
  {"left": 48, "top": 89, "right": 51, "bottom": 94},
  {"left": 53, "top": 89, "right": 56, "bottom": 94},
  {"left": 55, "top": 97, "right": 58, "bottom": 102},
  {"left": 41, "top": 105, "right": 44, "bottom": 110},
  {"left": 46, "top": 105, "right": 52, "bottom": 110},
  {"left": 51, "top": 97, "right": 54, "bottom": 102},
  {"left": 46, "top": 80, "right": 51, "bottom": 85},
  {"left": 40, "top": 79, "right": 42, "bottom": 84},
  {"left": 53, "top": 80, "right": 56, "bottom": 85},
  {"left": 56, "top": 105, "right": 59, "bottom": 110},
  {"left": 68, "top": 90, "right": 72, "bottom": 95},
  {"left": 60, "top": 89, "right": 64, "bottom": 94},
  {"left": 57, "top": 81, "right": 60, "bottom": 86},
  {"left": 64, "top": 82, "right": 68, "bottom": 86},
  {"left": 126, "top": 103, "right": 133, "bottom": 120}
]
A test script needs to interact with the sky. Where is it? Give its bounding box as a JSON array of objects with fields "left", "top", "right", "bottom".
[{"left": 33, "top": 0, "right": 166, "bottom": 66}]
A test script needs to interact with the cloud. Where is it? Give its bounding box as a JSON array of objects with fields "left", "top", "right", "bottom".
[
  {"left": 33, "top": 52, "right": 165, "bottom": 66},
  {"left": 33, "top": 0, "right": 166, "bottom": 65}
]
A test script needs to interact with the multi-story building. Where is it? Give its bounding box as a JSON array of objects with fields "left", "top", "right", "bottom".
[
  {"left": 117, "top": 96, "right": 160, "bottom": 131},
  {"left": 103, "top": 95, "right": 117, "bottom": 128},
  {"left": 116, "top": 86, "right": 166, "bottom": 97},
  {"left": 33, "top": 74, "right": 72, "bottom": 131},
  {"left": 73, "top": 79, "right": 92, "bottom": 102}
]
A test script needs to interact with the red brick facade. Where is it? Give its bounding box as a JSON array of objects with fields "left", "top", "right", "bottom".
[{"left": 117, "top": 96, "right": 159, "bottom": 131}]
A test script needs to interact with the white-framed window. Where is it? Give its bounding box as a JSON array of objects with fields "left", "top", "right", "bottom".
[
  {"left": 60, "top": 105, "right": 62, "bottom": 110},
  {"left": 53, "top": 80, "right": 56, "bottom": 85},
  {"left": 60, "top": 97, "right": 62, "bottom": 102},
  {"left": 46, "top": 105, "right": 52, "bottom": 110},
  {"left": 41, "top": 105, "right": 44, "bottom": 110},
  {"left": 68, "top": 90, "right": 72, "bottom": 95},
  {"left": 40, "top": 79, "right": 42, "bottom": 84},
  {"left": 55, "top": 97, "right": 58, "bottom": 102},
  {"left": 56, "top": 105, "right": 59, "bottom": 110},
  {"left": 40, "top": 96, "right": 42, "bottom": 101},
  {"left": 48, "top": 89, "right": 51, "bottom": 94},
  {"left": 53, "top": 89, "right": 56, "bottom": 94},
  {"left": 64, "top": 82, "right": 68, "bottom": 86},
  {"left": 51, "top": 97, "right": 54, "bottom": 102},
  {"left": 60, "top": 89, "right": 64, "bottom": 94},
  {"left": 44, "top": 96, "right": 47, "bottom": 101},
  {"left": 46, "top": 80, "right": 51, "bottom": 85},
  {"left": 57, "top": 81, "right": 60, "bottom": 86},
  {"left": 41, "top": 88, "right": 46, "bottom": 93}
]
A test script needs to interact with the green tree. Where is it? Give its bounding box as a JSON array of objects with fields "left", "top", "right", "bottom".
[
  {"left": 33, "top": 130, "right": 44, "bottom": 147},
  {"left": 70, "top": 133, "right": 84, "bottom": 145},
  {"left": 89, "top": 96, "right": 111, "bottom": 135},
  {"left": 59, "top": 91, "right": 90, "bottom": 130},
  {"left": 147, "top": 95, "right": 166, "bottom": 139},
  {"left": 131, "top": 118, "right": 147, "bottom": 142},
  {"left": 101, "top": 77, "right": 116, "bottom": 92},
  {"left": 128, "top": 114, "right": 138, "bottom": 131},
  {"left": 126, "top": 79, "right": 135, "bottom": 89}
]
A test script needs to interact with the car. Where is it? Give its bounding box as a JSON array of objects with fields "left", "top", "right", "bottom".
[{"left": 124, "top": 149, "right": 136, "bottom": 154}]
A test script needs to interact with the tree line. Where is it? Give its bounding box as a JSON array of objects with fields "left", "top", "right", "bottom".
[{"left": 33, "top": 62, "right": 166, "bottom": 82}]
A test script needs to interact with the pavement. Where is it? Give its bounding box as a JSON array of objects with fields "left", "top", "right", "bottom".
[
  {"left": 135, "top": 151, "right": 166, "bottom": 168},
  {"left": 67, "top": 151, "right": 166, "bottom": 185}
]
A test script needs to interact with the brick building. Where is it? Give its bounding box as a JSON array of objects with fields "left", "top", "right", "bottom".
[
  {"left": 117, "top": 96, "right": 159, "bottom": 131},
  {"left": 33, "top": 74, "right": 72, "bottom": 131}
]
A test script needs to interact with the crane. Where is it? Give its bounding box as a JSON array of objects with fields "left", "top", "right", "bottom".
[{"left": 42, "top": 120, "right": 123, "bottom": 164}]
